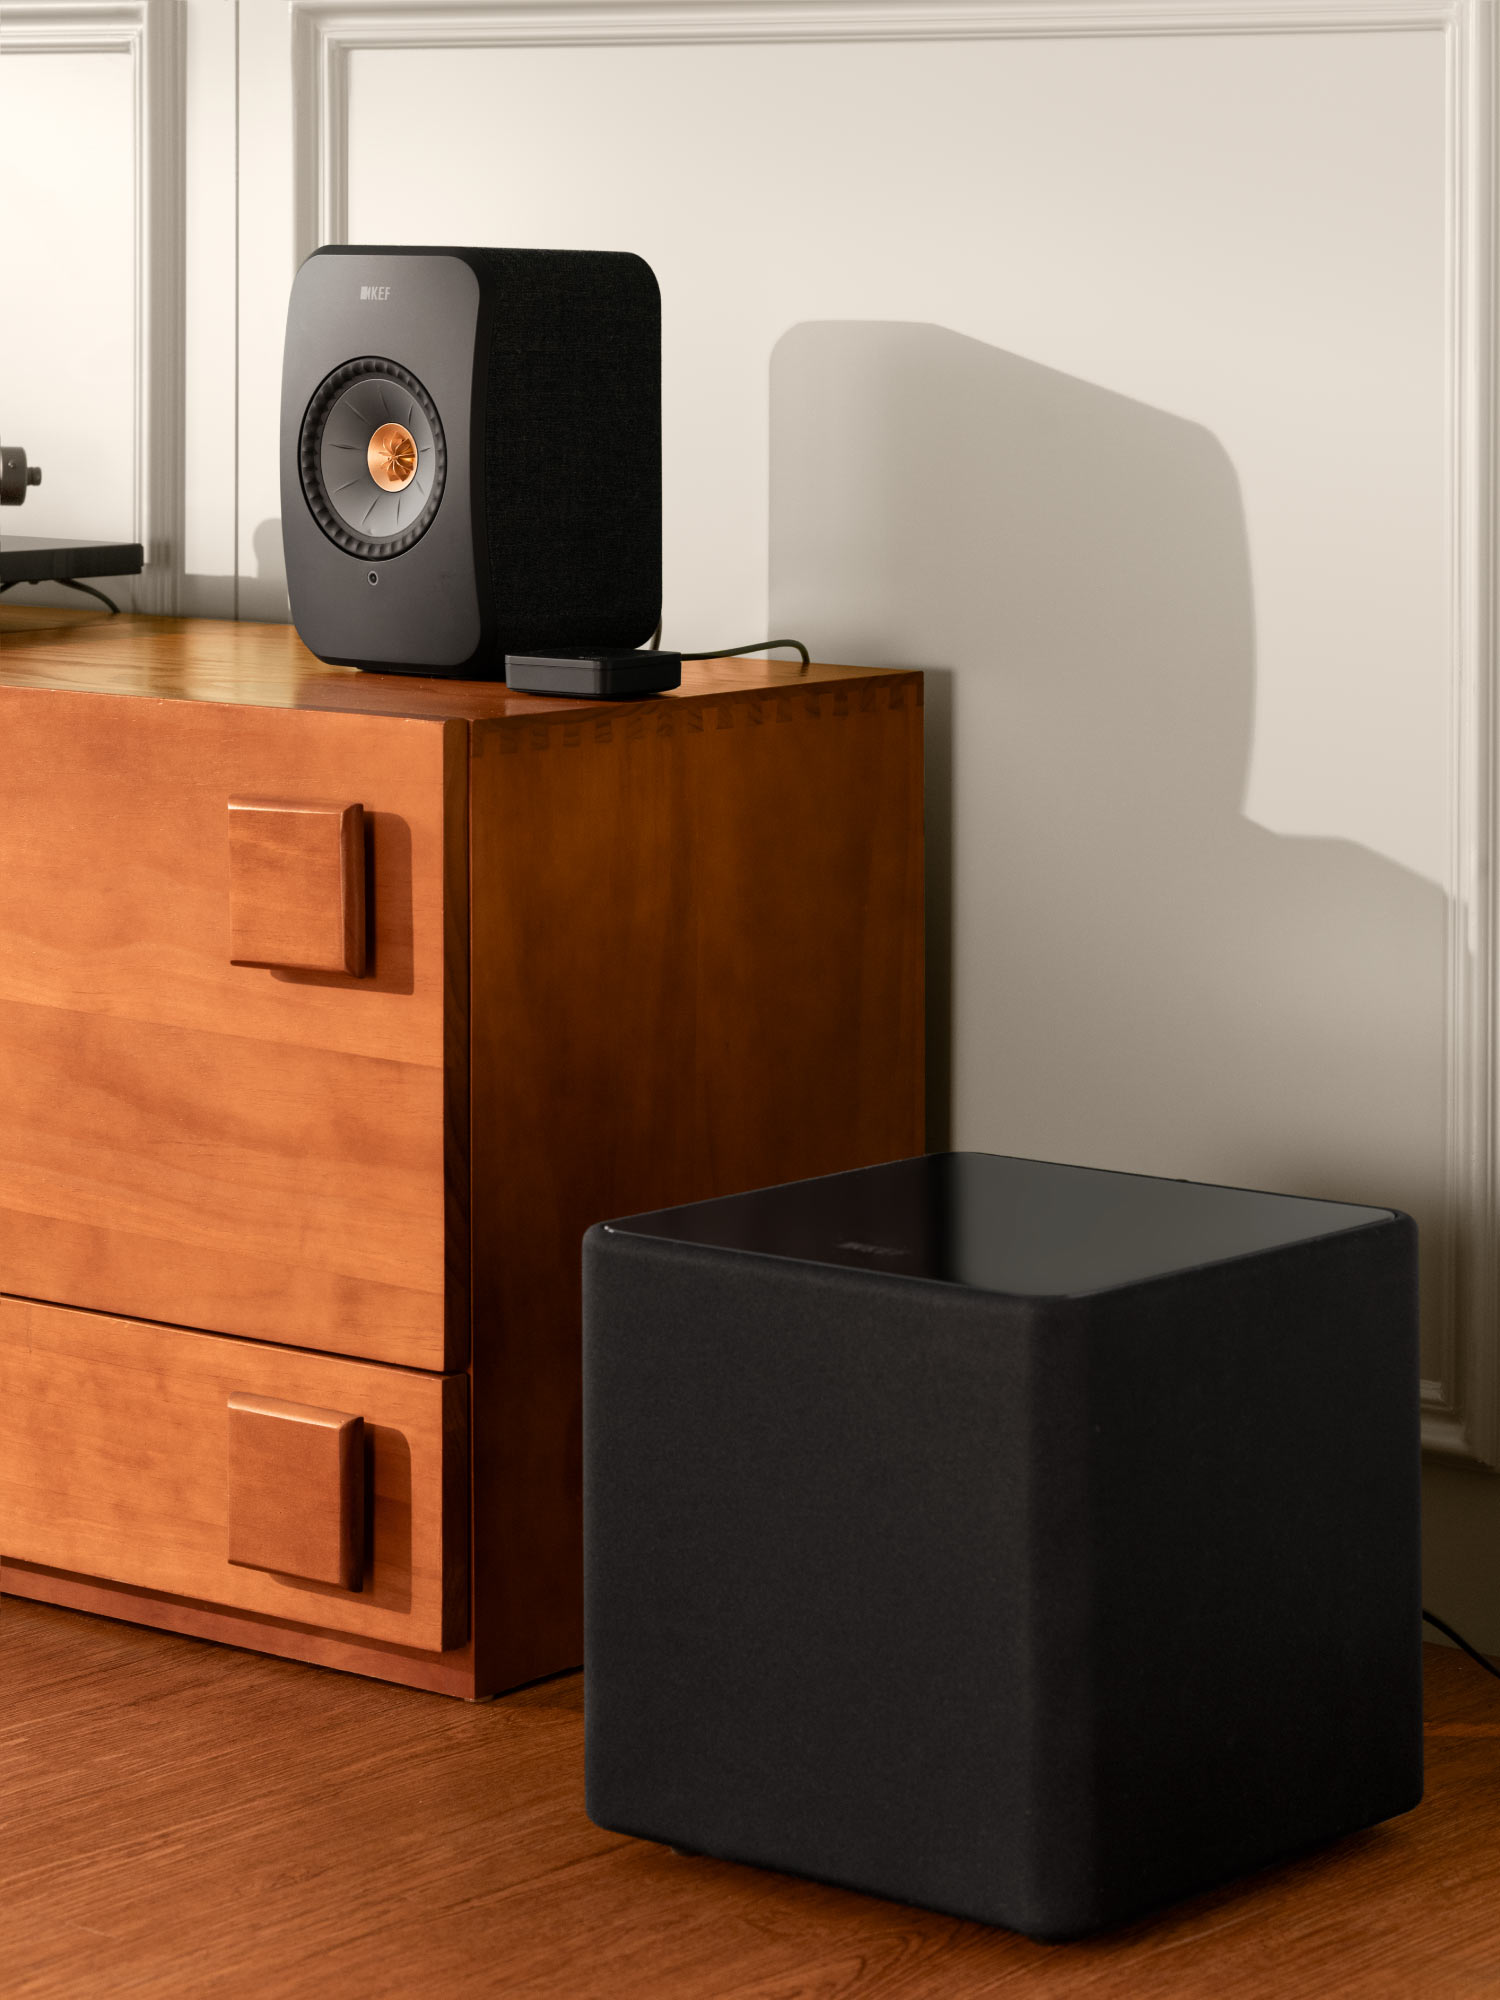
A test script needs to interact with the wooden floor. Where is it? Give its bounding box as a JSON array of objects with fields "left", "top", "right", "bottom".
[{"left": 3, "top": 1599, "right": 1499, "bottom": 1999}]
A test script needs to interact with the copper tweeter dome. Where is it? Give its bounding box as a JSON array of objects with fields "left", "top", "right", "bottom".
[{"left": 367, "top": 421, "right": 418, "bottom": 492}]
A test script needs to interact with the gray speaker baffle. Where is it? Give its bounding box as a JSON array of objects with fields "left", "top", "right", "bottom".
[{"left": 298, "top": 356, "right": 446, "bottom": 559}]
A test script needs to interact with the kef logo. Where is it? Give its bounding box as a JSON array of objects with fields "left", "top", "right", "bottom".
[{"left": 360, "top": 285, "right": 391, "bottom": 301}]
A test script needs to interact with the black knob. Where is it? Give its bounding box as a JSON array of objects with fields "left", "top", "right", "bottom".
[{"left": 0, "top": 443, "right": 42, "bottom": 506}]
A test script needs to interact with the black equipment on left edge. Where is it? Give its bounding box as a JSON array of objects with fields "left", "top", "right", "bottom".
[{"left": 280, "top": 246, "right": 661, "bottom": 678}]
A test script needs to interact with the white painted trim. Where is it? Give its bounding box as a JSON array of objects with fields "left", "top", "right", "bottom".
[
  {"left": 291, "top": 0, "right": 1465, "bottom": 257},
  {"left": 291, "top": 0, "right": 1499, "bottom": 1462},
  {"left": 291, "top": 0, "right": 1459, "bottom": 48},
  {"left": 2, "top": 1, "right": 185, "bottom": 613},
  {"left": 1432, "top": 0, "right": 1500, "bottom": 1463},
  {"left": 0, "top": 2, "right": 153, "bottom": 38}
]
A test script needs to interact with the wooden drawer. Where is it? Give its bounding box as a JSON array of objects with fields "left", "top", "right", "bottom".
[
  {"left": 0, "top": 1293, "right": 468, "bottom": 1652},
  {"left": 0, "top": 690, "right": 466, "bottom": 1369}
]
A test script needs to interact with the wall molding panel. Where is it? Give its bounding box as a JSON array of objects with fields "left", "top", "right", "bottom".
[
  {"left": 289, "top": 0, "right": 1464, "bottom": 260},
  {"left": 199, "top": 0, "right": 1467, "bottom": 1469},
  {"left": 1434, "top": 0, "right": 1500, "bottom": 1462},
  {"left": 293, "top": 0, "right": 1499, "bottom": 1464},
  {"left": 2, "top": 1, "right": 185, "bottom": 611}
]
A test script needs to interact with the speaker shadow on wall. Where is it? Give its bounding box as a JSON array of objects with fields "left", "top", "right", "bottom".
[
  {"left": 768, "top": 322, "right": 1449, "bottom": 1341},
  {"left": 242, "top": 517, "right": 292, "bottom": 624},
  {"left": 181, "top": 520, "right": 291, "bottom": 623}
]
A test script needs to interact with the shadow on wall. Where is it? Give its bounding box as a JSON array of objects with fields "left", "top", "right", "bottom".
[
  {"left": 241, "top": 517, "right": 290, "bottom": 624},
  {"left": 175, "top": 521, "right": 292, "bottom": 624},
  {"left": 768, "top": 322, "right": 1447, "bottom": 1272}
]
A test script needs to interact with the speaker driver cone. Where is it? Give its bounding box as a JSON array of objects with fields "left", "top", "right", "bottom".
[{"left": 299, "top": 356, "right": 446, "bottom": 560}]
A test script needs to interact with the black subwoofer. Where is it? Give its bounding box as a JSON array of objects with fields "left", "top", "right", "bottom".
[
  {"left": 281, "top": 245, "right": 661, "bottom": 677},
  {"left": 584, "top": 1152, "right": 1423, "bottom": 1939}
]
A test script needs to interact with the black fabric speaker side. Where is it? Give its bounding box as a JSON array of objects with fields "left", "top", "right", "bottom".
[
  {"left": 1079, "top": 1215, "right": 1423, "bottom": 1926},
  {"left": 461, "top": 247, "right": 661, "bottom": 656},
  {"left": 467, "top": 256, "right": 504, "bottom": 670}
]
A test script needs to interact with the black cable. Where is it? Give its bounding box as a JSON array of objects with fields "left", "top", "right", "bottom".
[
  {"left": 677, "top": 638, "right": 810, "bottom": 670},
  {"left": 0, "top": 576, "right": 120, "bottom": 613},
  {"left": 1423, "top": 1608, "right": 1500, "bottom": 1680}
]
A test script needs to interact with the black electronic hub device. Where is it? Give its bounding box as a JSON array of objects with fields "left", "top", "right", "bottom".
[{"left": 504, "top": 651, "right": 682, "bottom": 698}]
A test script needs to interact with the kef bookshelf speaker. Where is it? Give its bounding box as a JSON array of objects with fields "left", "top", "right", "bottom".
[{"left": 280, "top": 246, "right": 661, "bottom": 677}]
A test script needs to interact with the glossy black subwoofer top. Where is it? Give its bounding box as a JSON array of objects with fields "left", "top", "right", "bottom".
[{"left": 605, "top": 1150, "right": 1393, "bottom": 1299}]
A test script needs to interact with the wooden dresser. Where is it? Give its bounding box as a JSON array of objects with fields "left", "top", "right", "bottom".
[{"left": 0, "top": 610, "right": 924, "bottom": 1697}]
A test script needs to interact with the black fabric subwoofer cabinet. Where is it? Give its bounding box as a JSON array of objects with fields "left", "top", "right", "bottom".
[
  {"left": 583, "top": 1152, "right": 1422, "bottom": 1940},
  {"left": 281, "top": 245, "right": 660, "bottom": 677}
]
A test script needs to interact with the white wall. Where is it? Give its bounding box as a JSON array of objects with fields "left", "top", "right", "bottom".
[
  {"left": 3, "top": 43, "right": 139, "bottom": 596},
  {"left": 5, "top": 0, "right": 1500, "bottom": 1648}
]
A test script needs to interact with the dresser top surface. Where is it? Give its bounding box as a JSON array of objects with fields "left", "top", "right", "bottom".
[{"left": 0, "top": 609, "right": 910, "bottom": 720}]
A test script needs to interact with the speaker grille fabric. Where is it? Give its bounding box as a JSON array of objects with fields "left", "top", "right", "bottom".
[{"left": 469, "top": 249, "right": 661, "bottom": 654}]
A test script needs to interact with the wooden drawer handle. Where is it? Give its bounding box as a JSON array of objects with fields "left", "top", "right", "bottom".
[
  {"left": 228, "top": 797, "right": 366, "bottom": 975},
  {"left": 226, "top": 1393, "right": 365, "bottom": 1590}
]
